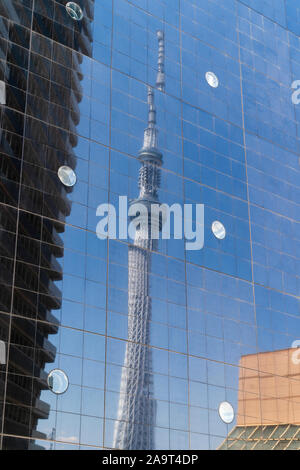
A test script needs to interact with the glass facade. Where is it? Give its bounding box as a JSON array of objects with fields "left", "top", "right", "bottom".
[{"left": 0, "top": 0, "right": 299, "bottom": 451}]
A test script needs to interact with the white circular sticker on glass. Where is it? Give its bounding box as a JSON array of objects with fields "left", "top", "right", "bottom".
[
  {"left": 205, "top": 71, "right": 219, "bottom": 88},
  {"left": 212, "top": 221, "right": 226, "bottom": 240},
  {"left": 219, "top": 401, "right": 234, "bottom": 424},
  {"left": 66, "top": 2, "right": 84, "bottom": 21},
  {"left": 58, "top": 166, "right": 77, "bottom": 187},
  {"left": 47, "top": 369, "right": 69, "bottom": 395}
]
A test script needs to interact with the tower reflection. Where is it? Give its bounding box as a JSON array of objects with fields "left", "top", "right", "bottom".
[{"left": 113, "top": 31, "right": 165, "bottom": 450}]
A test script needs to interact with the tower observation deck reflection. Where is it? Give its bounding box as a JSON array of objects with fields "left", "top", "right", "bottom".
[{"left": 113, "top": 31, "right": 165, "bottom": 450}]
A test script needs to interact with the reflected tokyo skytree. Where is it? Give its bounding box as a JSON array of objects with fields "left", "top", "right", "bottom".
[{"left": 113, "top": 31, "right": 165, "bottom": 450}]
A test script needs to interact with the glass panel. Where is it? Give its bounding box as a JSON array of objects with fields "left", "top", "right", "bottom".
[{"left": 0, "top": 0, "right": 299, "bottom": 452}]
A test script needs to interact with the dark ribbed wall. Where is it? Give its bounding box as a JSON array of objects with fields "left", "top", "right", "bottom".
[{"left": 0, "top": 0, "right": 94, "bottom": 449}]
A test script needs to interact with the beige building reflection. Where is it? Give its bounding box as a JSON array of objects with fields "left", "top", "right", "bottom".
[{"left": 220, "top": 348, "right": 300, "bottom": 450}]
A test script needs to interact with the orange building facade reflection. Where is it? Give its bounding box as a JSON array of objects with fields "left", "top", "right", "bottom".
[
  {"left": 220, "top": 348, "right": 300, "bottom": 450},
  {"left": 237, "top": 349, "right": 300, "bottom": 426}
]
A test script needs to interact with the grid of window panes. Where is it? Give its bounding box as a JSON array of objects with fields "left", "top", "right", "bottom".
[{"left": 0, "top": 0, "right": 299, "bottom": 450}]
